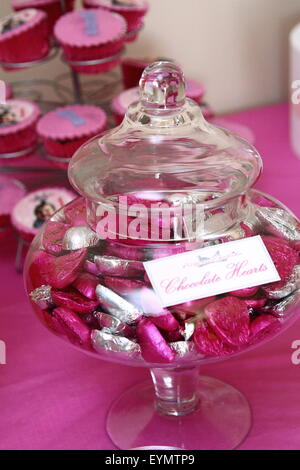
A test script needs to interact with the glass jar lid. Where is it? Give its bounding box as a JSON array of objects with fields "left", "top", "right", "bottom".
[{"left": 68, "top": 61, "right": 262, "bottom": 241}]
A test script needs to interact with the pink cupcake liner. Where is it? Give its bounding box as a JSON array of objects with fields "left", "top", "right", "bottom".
[
  {"left": 54, "top": 9, "right": 127, "bottom": 74},
  {"left": 12, "top": 0, "right": 75, "bottom": 34},
  {"left": 42, "top": 136, "right": 99, "bottom": 159},
  {"left": 83, "top": 0, "right": 148, "bottom": 33},
  {"left": 61, "top": 38, "right": 125, "bottom": 74},
  {"left": 0, "top": 9, "right": 50, "bottom": 67},
  {"left": 0, "top": 99, "right": 40, "bottom": 156}
]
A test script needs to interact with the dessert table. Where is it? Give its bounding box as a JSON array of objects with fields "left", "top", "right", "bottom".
[{"left": 0, "top": 102, "right": 300, "bottom": 450}]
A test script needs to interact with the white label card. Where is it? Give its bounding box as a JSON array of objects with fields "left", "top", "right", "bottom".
[{"left": 143, "top": 236, "right": 280, "bottom": 308}]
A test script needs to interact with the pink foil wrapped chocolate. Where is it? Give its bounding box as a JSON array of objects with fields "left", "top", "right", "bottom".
[
  {"left": 262, "top": 236, "right": 298, "bottom": 289},
  {"left": 137, "top": 318, "right": 176, "bottom": 363},
  {"left": 73, "top": 272, "right": 99, "bottom": 300},
  {"left": 52, "top": 307, "right": 91, "bottom": 348},
  {"left": 205, "top": 297, "right": 250, "bottom": 347},
  {"left": 193, "top": 320, "right": 236, "bottom": 357},
  {"left": 42, "top": 221, "right": 70, "bottom": 255},
  {"left": 230, "top": 286, "right": 259, "bottom": 298},
  {"left": 250, "top": 314, "right": 281, "bottom": 343},
  {"left": 103, "top": 276, "right": 144, "bottom": 297},
  {"left": 52, "top": 288, "right": 99, "bottom": 315},
  {"left": 64, "top": 198, "right": 86, "bottom": 226},
  {"left": 172, "top": 296, "right": 216, "bottom": 319},
  {"left": 243, "top": 293, "right": 267, "bottom": 309},
  {"left": 29, "top": 248, "right": 87, "bottom": 289}
]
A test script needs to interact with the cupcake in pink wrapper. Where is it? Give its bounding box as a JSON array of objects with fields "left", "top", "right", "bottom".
[
  {"left": 0, "top": 175, "right": 26, "bottom": 240},
  {"left": 0, "top": 9, "right": 50, "bottom": 69},
  {"left": 0, "top": 99, "right": 40, "bottom": 157},
  {"left": 11, "top": 0, "right": 75, "bottom": 34},
  {"left": 12, "top": 187, "right": 75, "bottom": 242},
  {"left": 112, "top": 81, "right": 205, "bottom": 124},
  {"left": 54, "top": 9, "right": 127, "bottom": 74},
  {"left": 83, "top": 0, "right": 148, "bottom": 41},
  {"left": 37, "top": 104, "right": 107, "bottom": 168}
]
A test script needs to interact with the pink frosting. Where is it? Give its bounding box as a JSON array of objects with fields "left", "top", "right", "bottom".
[
  {"left": 0, "top": 8, "right": 46, "bottom": 41},
  {"left": 11, "top": 186, "right": 75, "bottom": 235},
  {"left": 0, "top": 99, "right": 40, "bottom": 136},
  {"left": 37, "top": 105, "right": 107, "bottom": 140},
  {"left": 54, "top": 8, "right": 127, "bottom": 47},
  {"left": 0, "top": 175, "right": 26, "bottom": 216},
  {"left": 86, "top": 0, "right": 148, "bottom": 11}
]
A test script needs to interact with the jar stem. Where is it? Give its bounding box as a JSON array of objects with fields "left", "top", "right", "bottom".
[{"left": 150, "top": 366, "right": 199, "bottom": 416}]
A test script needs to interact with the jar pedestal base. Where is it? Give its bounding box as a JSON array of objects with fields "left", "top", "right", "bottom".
[{"left": 107, "top": 375, "right": 251, "bottom": 450}]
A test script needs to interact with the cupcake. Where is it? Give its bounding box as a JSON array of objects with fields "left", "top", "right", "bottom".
[
  {"left": 83, "top": 0, "right": 148, "bottom": 41},
  {"left": 0, "top": 175, "right": 26, "bottom": 239},
  {"left": 0, "top": 9, "right": 50, "bottom": 69},
  {"left": 112, "top": 83, "right": 206, "bottom": 124},
  {"left": 0, "top": 99, "right": 40, "bottom": 157},
  {"left": 37, "top": 104, "right": 107, "bottom": 168},
  {"left": 11, "top": 0, "right": 75, "bottom": 34},
  {"left": 12, "top": 186, "right": 75, "bottom": 241},
  {"left": 54, "top": 9, "right": 127, "bottom": 74}
]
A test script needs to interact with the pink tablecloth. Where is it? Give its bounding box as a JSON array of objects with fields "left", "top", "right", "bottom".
[{"left": 1, "top": 103, "right": 300, "bottom": 450}]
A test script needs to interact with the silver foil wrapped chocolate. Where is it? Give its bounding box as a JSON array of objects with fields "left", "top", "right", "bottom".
[
  {"left": 29, "top": 285, "right": 52, "bottom": 309},
  {"left": 63, "top": 225, "right": 100, "bottom": 250},
  {"left": 94, "top": 255, "right": 144, "bottom": 278},
  {"left": 270, "top": 290, "right": 300, "bottom": 318},
  {"left": 96, "top": 284, "right": 143, "bottom": 324},
  {"left": 91, "top": 329, "right": 140, "bottom": 356},
  {"left": 169, "top": 341, "right": 196, "bottom": 358},
  {"left": 256, "top": 207, "right": 300, "bottom": 243},
  {"left": 93, "top": 311, "right": 135, "bottom": 337},
  {"left": 264, "top": 265, "right": 300, "bottom": 299}
]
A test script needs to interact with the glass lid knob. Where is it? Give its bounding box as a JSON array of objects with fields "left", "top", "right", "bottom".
[{"left": 139, "top": 61, "right": 186, "bottom": 110}]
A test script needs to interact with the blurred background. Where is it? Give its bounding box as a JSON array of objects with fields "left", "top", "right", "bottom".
[{"left": 1, "top": 0, "right": 300, "bottom": 112}]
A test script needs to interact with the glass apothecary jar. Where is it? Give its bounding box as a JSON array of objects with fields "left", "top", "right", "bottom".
[{"left": 24, "top": 62, "right": 300, "bottom": 450}]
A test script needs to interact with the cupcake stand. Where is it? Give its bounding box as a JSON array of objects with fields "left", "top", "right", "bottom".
[{"left": 0, "top": 0, "right": 145, "bottom": 270}]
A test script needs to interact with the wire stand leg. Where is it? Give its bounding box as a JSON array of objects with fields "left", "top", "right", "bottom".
[{"left": 71, "top": 69, "right": 83, "bottom": 104}]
